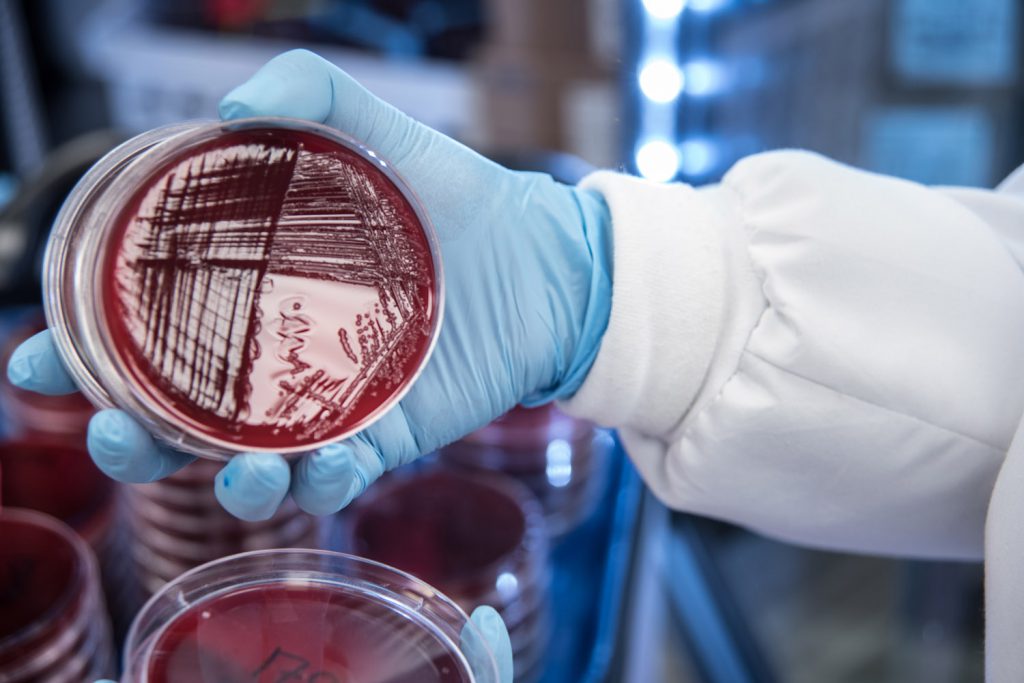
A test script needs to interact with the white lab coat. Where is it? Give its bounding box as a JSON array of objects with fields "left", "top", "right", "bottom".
[{"left": 564, "top": 151, "right": 1024, "bottom": 680}]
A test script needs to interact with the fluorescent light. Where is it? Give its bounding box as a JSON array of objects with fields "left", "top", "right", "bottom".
[
  {"left": 642, "top": 0, "right": 686, "bottom": 20},
  {"left": 639, "top": 59, "right": 685, "bottom": 103},
  {"left": 636, "top": 140, "right": 680, "bottom": 182}
]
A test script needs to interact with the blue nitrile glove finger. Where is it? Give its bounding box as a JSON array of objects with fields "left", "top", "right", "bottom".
[
  {"left": 87, "top": 409, "right": 195, "bottom": 483},
  {"left": 214, "top": 453, "right": 291, "bottom": 522},
  {"left": 225, "top": 49, "right": 613, "bottom": 513},
  {"left": 290, "top": 442, "right": 364, "bottom": 515},
  {"left": 6, "top": 330, "right": 78, "bottom": 395},
  {"left": 288, "top": 407, "right": 413, "bottom": 515},
  {"left": 462, "top": 606, "right": 514, "bottom": 683}
]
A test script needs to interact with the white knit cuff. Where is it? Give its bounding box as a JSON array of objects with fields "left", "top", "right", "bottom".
[{"left": 559, "top": 171, "right": 727, "bottom": 437}]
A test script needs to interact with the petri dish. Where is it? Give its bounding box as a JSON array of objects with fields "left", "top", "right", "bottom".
[
  {"left": 122, "top": 549, "right": 500, "bottom": 683},
  {"left": 0, "top": 437, "right": 140, "bottom": 648},
  {"left": 340, "top": 467, "right": 550, "bottom": 682},
  {"left": 440, "top": 405, "right": 612, "bottom": 538},
  {"left": 0, "top": 507, "right": 113, "bottom": 681},
  {"left": 127, "top": 460, "right": 320, "bottom": 596},
  {"left": 44, "top": 118, "right": 443, "bottom": 459}
]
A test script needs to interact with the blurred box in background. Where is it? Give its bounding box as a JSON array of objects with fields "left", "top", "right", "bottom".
[
  {"left": 710, "top": 0, "right": 1021, "bottom": 187},
  {"left": 474, "top": 0, "right": 623, "bottom": 168},
  {"left": 62, "top": 0, "right": 622, "bottom": 169}
]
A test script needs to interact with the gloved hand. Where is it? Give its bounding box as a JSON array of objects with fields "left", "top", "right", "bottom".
[
  {"left": 7, "top": 49, "right": 612, "bottom": 521},
  {"left": 93, "top": 604, "right": 514, "bottom": 683}
]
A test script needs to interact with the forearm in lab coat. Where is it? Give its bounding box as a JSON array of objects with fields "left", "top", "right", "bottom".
[{"left": 563, "top": 150, "right": 1024, "bottom": 562}]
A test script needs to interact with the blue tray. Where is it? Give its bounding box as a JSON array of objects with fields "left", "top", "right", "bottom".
[{"left": 540, "top": 439, "right": 643, "bottom": 683}]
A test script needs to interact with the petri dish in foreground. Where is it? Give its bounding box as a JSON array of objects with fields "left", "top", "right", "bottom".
[
  {"left": 123, "top": 549, "right": 500, "bottom": 683},
  {"left": 44, "top": 118, "right": 443, "bottom": 458}
]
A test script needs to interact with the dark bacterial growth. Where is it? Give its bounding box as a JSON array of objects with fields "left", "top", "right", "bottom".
[
  {"left": 143, "top": 583, "right": 471, "bottom": 683},
  {"left": 102, "top": 128, "right": 438, "bottom": 450}
]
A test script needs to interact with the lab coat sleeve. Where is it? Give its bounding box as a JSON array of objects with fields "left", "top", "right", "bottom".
[{"left": 563, "top": 150, "right": 1024, "bottom": 561}]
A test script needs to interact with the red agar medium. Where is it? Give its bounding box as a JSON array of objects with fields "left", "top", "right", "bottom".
[
  {"left": 144, "top": 583, "right": 471, "bottom": 683},
  {"left": 102, "top": 127, "right": 438, "bottom": 451},
  {"left": 349, "top": 471, "right": 529, "bottom": 588}
]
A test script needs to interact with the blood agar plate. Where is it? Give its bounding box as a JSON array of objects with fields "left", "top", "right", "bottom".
[
  {"left": 44, "top": 118, "right": 442, "bottom": 458},
  {"left": 341, "top": 468, "right": 551, "bottom": 683},
  {"left": 440, "top": 405, "right": 611, "bottom": 538},
  {"left": 122, "top": 550, "right": 501, "bottom": 683}
]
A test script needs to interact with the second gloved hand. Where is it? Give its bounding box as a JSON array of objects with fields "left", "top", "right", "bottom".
[{"left": 6, "top": 49, "right": 612, "bottom": 520}]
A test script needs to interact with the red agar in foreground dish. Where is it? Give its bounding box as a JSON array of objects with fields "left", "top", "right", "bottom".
[
  {"left": 102, "top": 127, "right": 437, "bottom": 450},
  {"left": 144, "top": 583, "right": 471, "bottom": 683}
]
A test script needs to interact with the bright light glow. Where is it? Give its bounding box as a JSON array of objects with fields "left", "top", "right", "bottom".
[
  {"left": 642, "top": 0, "right": 686, "bottom": 20},
  {"left": 545, "top": 439, "right": 573, "bottom": 488},
  {"left": 496, "top": 572, "right": 519, "bottom": 598},
  {"left": 636, "top": 140, "right": 680, "bottom": 182},
  {"left": 679, "top": 138, "right": 718, "bottom": 176},
  {"left": 639, "top": 60, "right": 685, "bottom": 103},
  {"left": 689, "top": 0, "right": 730, "bottom": 12},
  {"left": 683, "top": 59, "right": 728, "bottom": 96}
]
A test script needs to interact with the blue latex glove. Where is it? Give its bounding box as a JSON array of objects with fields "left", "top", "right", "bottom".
[
  {"left": 6, "top": 49, "right": 612, "bottom": 521},
  {"left": 93, "top": 604, "right": 513, "bottom": 683}
]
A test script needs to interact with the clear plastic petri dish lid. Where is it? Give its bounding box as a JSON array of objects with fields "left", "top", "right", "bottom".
[
  {"left": 44, "top": 117, "right": 443, "bottom": 459},
  {"left": 122, "top": 549, "right": 500, "bottom": 683}
]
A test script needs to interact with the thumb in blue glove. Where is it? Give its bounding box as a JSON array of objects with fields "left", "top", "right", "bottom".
[
  {"left": 7, "top": 48, "right": 612, "bottom": 520},
  {"left": 465, "top": 605, "right": 515, "bottom": 683}
]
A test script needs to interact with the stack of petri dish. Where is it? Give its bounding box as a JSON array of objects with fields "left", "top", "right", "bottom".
[
  {"left": 440, "top": 404, "right": 612, "bottom": 538},
  {"left": 0, "top": 507, "right": 115, "bottom": 682},
  {"left": 121, "top": 549, "right": 503, "bottom": 683},
  {"left": 1, "top": 313, "right": 139, "bottom": 641},
  {"left": 127, "top": 458, "right": 322, "bottom": 597},
  {"left": 340, "top": 467, "right": 551, "bottom": 683},
  {"left": 0, "top": 439, "right": 139, "bottom": 638}
]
